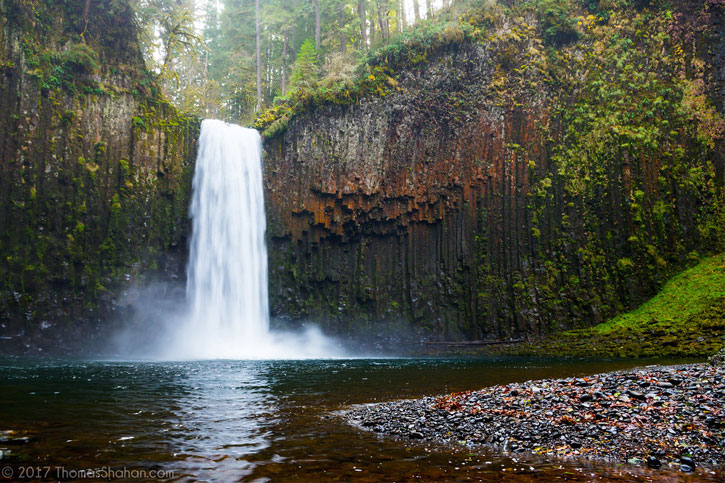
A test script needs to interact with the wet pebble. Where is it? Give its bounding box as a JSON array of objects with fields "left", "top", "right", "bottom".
[{"left": 680, "top": 456, "right": 696, "bottom": 472}]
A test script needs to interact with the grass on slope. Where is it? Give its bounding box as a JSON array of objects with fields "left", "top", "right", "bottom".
[{"left": 526, "top": 253, "right": 725, "bottom": 358}]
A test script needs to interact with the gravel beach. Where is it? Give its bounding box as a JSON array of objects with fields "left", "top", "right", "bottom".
[{"left": 345, "top": 363, "right": 724, "bottom": 473}]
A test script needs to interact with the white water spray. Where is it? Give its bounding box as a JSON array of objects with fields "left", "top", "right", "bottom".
[{"left": 165, "top": 119, "right": 344, "bottom": 359}]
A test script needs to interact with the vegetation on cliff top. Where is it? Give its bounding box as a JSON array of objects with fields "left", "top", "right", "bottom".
[
  {"left": 252, "top": 0, "right": 724, "bottom": 141},
  {"left": 253, "top": 0, "right": 485, "bottom": 137},
  {"left": 132, "top": 0, "right": 473, "bottom": 122}
]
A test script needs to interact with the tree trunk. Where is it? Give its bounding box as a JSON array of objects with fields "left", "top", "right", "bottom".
[
  {"left": 269, "top": 33, "right": 275, "bottom": 100},
  {"left": 369, "top": 9, "right": 375, "bottom": 45},
  {"left": 255, "top": 0, "right": 262, "bottom": 112},
  {"left": 163, "top": 35, "right": 173, "bottom": 68},
  {"left": 291, "top": 0, "right": 298, "bottom": 63},
  {"left": 412, "top": 0, "right": 420, "bottom": 22},
  {"left": 357, "top": 0, "right": 367, "bottom": 48},
  {"left": 339, "top": 0, "right": 346, "bottom": 52},
  {"left": 377, "top": 0, "right": 389, "bottom": 41},
  {"left": 399, "top": 0, "right": 406, "bottom": 31},
  {"left": 83, "top": 0, "right": 91, "bottom": 22},
  {"left": 425, "top": 0, "right": 432, "bottom": 18},
  {"left": 203, "top": 48, "right": 210, "bottom": 116},
  {"left": 281, "top": 32, "right": 288, "bottom": 96},
  {"left": 314, "top": 0, "right": 321, "bottom": 50}
]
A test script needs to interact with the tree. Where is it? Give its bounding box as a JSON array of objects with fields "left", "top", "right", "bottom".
[
  {"left": 217, "top": 0, "right": 257, "bottom": 120},
  {"left": 202, "top": 1, "right": 219, "bottom": 80},
  {"left": 289, "top": 38, "right": 318, "bottom": 92},
  {"left": 376, "top": 0, "right": 390, "bottom": 42},
  {"left": 134, "top": 0, "right": 202, "bottom": 100},
  {"left": 83, "top": 0, "right": 92, "bottom": 22},
  {"left": 314, "top": 0, "right": 321, "bottom": 49},
  {"left": 256, "top": 0, "right": 262, "bottom": 112},
  {"left": 398, "top": 0, "right": 406, "bottom": 30},
  {"left": 358, "top": 0, "right": 368, "bottom": 47},
  {"left": 339, "top": 0, "right": 347, "bottom": 52}
]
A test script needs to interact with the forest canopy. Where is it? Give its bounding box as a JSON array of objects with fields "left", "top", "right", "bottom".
[{"left": 134, "top": 0, "right": 455, "bottom": 123}]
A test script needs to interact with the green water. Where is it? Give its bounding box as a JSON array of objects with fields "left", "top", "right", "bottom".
[{"left": 0, "top": 357, "right": 714, "bottom": 481}]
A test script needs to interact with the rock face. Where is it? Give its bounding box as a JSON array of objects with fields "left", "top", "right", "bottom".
[
  {"left": 0, "top": 0, "right": 199, "bottom": 353},
  {"left": 265, "top": 43, "right": 542, "bottom": 340},
  {"left": 263, "top": 5, "right": 724, "bottom": 341}
]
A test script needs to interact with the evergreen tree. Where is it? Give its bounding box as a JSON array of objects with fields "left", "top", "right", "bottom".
[{"left": 289, "top": 38, "right": 319, "bottom": 92}]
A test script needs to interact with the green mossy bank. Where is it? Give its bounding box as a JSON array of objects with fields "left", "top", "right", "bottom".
[
  {"left": 488, "top": 253, "right": 725, "bottom": 358},
  {"left": 0, "top": 0, "right": 199, "bottom": 353}
]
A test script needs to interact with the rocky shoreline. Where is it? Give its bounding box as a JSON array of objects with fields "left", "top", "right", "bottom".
[{"left": 344, "top": 363, "right": 724, "bottom": 474}]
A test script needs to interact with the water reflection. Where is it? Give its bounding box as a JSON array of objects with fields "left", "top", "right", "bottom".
[{"left": 167, "top": 361, "right": 275, "bottom": 479}]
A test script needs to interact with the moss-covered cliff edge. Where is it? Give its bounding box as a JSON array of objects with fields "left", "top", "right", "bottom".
[
  {"left": 261, "top": 0, "right": 724, "bottom": 342},
  {"left": 0, "top": 0, "right": 199, "bottom": 353}
]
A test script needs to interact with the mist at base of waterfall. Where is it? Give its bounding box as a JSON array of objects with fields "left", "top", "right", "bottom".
[
  {"left": 161, "top": 322, "right": 350, "bottom": 360},
  {"left": 108, "top": 290, "right": 351, "bottom": 361}
]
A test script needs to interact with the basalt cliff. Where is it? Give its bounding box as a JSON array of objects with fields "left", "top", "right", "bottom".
[
  {"left": 0, "top": 0, "right": 198, "bottom": 352},
  {"left": 261, "top": 1, "right": 724, "bottom": 342}
]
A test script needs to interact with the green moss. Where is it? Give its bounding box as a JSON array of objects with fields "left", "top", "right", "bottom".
[
  {"left": 506, "top": 253, "right": 725, "bottom": 358},
  {"left": 537, "top": 0, "right": 581, "bottom": 46},
  {"left": 593, "top": 253, "right": 725, "bottom": 334},
  {"left": 131, "top": 116, "right": 147, "bottom": 131},
  {"left": 94, "top": 141, "right": 107, "bottom": 157},
  {"left": 0, "top": 0, "right": 201, "bottom": 346},
  {"left": 61, "top": 110, "right": 77, "bottom": 125},
  {"left": 61, "top": 43, "right": 99, "bottom": 75}
]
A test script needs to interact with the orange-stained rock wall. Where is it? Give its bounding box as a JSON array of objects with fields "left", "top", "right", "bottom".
[{"left": 263, "top": 44, "right": 554, "bottom": 340}]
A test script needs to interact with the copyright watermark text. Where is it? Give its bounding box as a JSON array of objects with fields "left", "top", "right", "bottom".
[{"left": 2, "top": 465, "right": 175, "bottom": 480}]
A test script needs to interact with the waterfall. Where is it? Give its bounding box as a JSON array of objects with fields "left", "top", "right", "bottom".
[
  {"left": 183, "top": 120, "right": 269, "bottom": 355},
  {"left": 161, "top": 119, "right": 344, "bottom": 360}
]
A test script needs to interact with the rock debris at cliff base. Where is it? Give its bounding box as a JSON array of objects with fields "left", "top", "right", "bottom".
[{"left": 345, "top": 364, "right": 725, "bottom": 474}]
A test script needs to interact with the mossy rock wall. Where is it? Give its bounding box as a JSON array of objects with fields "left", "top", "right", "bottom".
[
  {"left": 263, "top": 2, "right": 724, "bottom": 342},
  {"left": 0, "top": 0, "right": 199, "bottom": 353}
]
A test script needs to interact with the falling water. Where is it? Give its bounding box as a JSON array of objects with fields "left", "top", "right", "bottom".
[
  {"left": 176, "top": 119, "right": 268, "bottom": 357},
  {"left": 165, "top": 119, "right": 344, "bottom": 359}
]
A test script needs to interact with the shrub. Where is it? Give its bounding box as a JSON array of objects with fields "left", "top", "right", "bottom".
[
  {"left": 61, "top": 43, "right": 99, "bottom": 74},
  {"left": 537, "top": 0, "right": 580, "bottom": 46}
]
